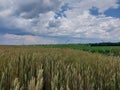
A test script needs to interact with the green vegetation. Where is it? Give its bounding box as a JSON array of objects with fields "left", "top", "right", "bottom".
[
  {"left": 41, "top": 44, "right": 120, "bottom": 56},
  {"left": 0, "top": 46, "right": 120, "bottom": 90}
]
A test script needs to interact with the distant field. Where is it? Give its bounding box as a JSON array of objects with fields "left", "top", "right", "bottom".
[
  {"left": 0, "top": 46, "right": 120, "bottom": 90},
  {"left": 40, "top": 44, "right": 120, "bottom": 56}
]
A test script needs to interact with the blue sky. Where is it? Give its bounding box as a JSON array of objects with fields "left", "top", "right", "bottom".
[{"left": 0, "top": 0, "right": 120, "bottom": 45}]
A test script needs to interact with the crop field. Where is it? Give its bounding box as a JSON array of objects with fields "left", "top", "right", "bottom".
[
  {"left": 41, "top": 44, "right": 120, "bottom": 56},
  {"left": 0, "top": 46, "right": 120, "bottom": 90}
]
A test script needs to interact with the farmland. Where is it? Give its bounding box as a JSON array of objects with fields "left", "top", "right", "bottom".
[
  {"left": 0, "top": 45, "right": 120, "bottom": 90},
  {"left": 41, "top": 44, "right": 120, "bottom": 56}
]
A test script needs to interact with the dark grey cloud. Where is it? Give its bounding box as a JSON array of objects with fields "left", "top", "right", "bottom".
[
  {"left": 14, "top": 0, "right": 62, "bottom": 18},
  {"left": 0, "top": 27, "right": 34, "bottom": 36},
  {"left": 0, "top": 0, "right": 63, "bottom": 32},
  {"left": 48, "top": 20, "right": 61, "bottom": 28}
]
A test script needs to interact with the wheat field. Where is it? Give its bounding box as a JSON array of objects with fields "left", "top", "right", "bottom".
[{"left": 0, "top": 46, "right": 120, "bottom": 90}]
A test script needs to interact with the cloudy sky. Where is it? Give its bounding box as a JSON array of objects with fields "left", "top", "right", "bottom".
[{"left": 0, "top": 0, "right": 120, "bottom": 45}]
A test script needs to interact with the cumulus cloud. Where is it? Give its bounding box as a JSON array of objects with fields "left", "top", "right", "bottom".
[
  {"left": 0, "top": 0, "right": 120, "bottom": 44},
  {"left": 0, "top": 0, "right": 62, "bottom": 17},
  {"left": 56, "top": 11, "right": 120, "bottom": 40}
]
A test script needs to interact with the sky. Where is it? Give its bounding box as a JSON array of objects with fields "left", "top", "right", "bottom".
[{"left": 0, "top": 0, "right": 120, "bottom": 45}]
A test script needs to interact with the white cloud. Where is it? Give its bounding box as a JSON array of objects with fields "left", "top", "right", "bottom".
[
  {"left": 63, "top": 0, "right": 119, "bottom": 13},
  {"left": 0, "top": 34, "right": 57, "bottom": 45},
  {"left": 0, "top": 0, "right": 120, "bottom": 44},
  {"left": 44, "top": 10, "right": 120, "bottom": 42}
]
